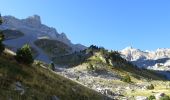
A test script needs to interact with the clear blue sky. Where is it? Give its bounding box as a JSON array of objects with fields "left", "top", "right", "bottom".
[{"left": 0, "top": 0, "right": 170, "bottom": 50}]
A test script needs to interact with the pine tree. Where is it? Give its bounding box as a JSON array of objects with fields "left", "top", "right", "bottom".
[
  {"left": 50, "top": 62, "right": 55, "bottom": 71},
  {"left": 0, "top": 14, "right": 2, "bottom": 25},
  {"left": 15, "top": 44, "right": 34, "bottom": 64},
  {"left": 0, "top": 14, "right": 5, "bottom": 54}
]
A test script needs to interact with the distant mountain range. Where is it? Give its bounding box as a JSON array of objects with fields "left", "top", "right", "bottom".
[
  {"left": 1, "top": 14, "right": 170, "bottom": 72},
  {"left": 0, "top": 15, "right": 86, "bottom": 63},
  {"left": 120, "top": 47, "right": 170, "bottom": 71}
]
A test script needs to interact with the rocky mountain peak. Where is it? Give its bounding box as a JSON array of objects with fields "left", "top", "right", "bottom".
[
  {"left": 120, "top": 47, "right": 170, "bottom": 69},
  {"left": 26, "top": 15, "right": 41, "bottom": 24},
  {"left": 0, "top": 14, "right": 86, "bottom": 51},
  {"left": 22, "top": 15, "right": 41, "bottom": 28},
  {"left": 121, "top": 47, "right": 147, "bottom": 61},
  {"left": 60, "top": 32, "right": 67, "bottom": 38}
]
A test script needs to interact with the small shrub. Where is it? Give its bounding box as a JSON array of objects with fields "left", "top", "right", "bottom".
[
  {"left": 0, "top": 14, "right": 5, "bottom": 55},
  {"left": 35, "top": 61, "right": 41, "bottom": 66},
  {"left": 76, "top": 76, "right": 79, "bottom": 81},
  {"left": 15, "top": 44, "right": 34, "bottom": 65},
  {"left": 87, "top": 63, "right": 95, "bottom": 71},
  {"left": 146, "top": 84, "right": 154, "bottom": 90},
  {"left": 148, "top": 95, "right": 156, "bottom": 100},
  {"left": 122, "top": 75, "right": 131, "bottom": 83},
  {"left": 50, "top": 62, "right": 55, "bottom": 71},
  {"left": 160, "top": 95, "right": 170, "bottom": 100},
  {"left": 0, "top": 42, "right": 4, "bottom": 54}
]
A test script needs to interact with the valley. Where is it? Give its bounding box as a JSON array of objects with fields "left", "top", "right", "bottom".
[{"left": 1, "top": 14, "right": 170, "bottom": 100}]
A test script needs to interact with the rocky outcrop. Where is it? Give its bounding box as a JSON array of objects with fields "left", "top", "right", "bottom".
[
  {"left": 0, "top": 15, "right": 86, "bottom": 51},
  {"left": 135, "top": 96, "right": 148, "bottom": 100},
  {"left": 155, "top": 93, "right": 165, "bottom": 100},
  {"left": 0, "top": 15, "right": 70, "bottom": 44},
  {"left": 0, "top": 14, "right": 86, "bottom": 63},
  {"left": 14, "top": 82, "right": 25, "bottom": 95},
  {"left": 121, "top": 47, "right": 170, "bottom": 70}
]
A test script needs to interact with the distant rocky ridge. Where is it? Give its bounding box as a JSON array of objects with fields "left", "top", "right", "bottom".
[
  {"left": 0, "top": 15, "right": 86, "bottom": 50},
  {"left": 120, "top": 47, "right": 170, "bottom": 70},
  {"left": 0, "top": 15, "right": 86, "bottom": 63}
]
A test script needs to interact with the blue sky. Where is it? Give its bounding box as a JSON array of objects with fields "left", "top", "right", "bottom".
[{"left": 0, "top": 0, "right": 170, "bottom": 50}]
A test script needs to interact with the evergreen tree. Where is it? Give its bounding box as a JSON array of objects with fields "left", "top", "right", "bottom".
[
  {"left": 50, "top": 62, "right": 55, "bottom": 71},
  {"left": 0, "top": 14, "right": 2, "bottom": 25},
  {"left": 0, "top": 14, "right": 5, "bottom": 54},
  {"left": 15, "top": 44, "right": 34, "bottom": 64},
  {"left": 122, "top": 75, "right": 131, "bottom": 83}
]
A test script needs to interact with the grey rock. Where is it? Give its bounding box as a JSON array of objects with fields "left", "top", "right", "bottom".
[
  {"left": 0, "top": 15, "right": 86, "bottom": 53},
  {"left": 135, "top": 96, "right": 148, "bottom": 100},
  {"left": 15, "top": 82, "right": 25, "bottom": 95},
  {"left": 51, "top": 96, "right": 60, "bottom": 100},
  {"left": 155, "top": 93, "right": 165, "bottom": 100}
]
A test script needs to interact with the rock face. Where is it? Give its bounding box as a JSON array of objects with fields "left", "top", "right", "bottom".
[
  {"left": 120, "top": 47, "right": 170, "bottom": 70},
  {"left": 135, "top": 96, "right": 148, "bottom": 100},
  {"left": 14, "top": 82, "right": 25, "bottom": 95},
  {"left": 0, "top": 15, "right": 86, "bottom": 63},
  {"left": 0, "top": 15, "right": 86, "bottom": 50},
  {"left": 155, "top": 93, "right": 165, "bottom": 100},
  {"left": 0, "top": 15, "right": 70, "bottom": 44}
]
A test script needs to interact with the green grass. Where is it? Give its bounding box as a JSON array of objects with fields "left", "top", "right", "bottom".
[
  {"left": 2, "top": 29, "right": 24, "bottom": 40},
  {"left": 0, "top": 53, "right": 108, "bottom": 100},
  {"left": 34, "top": 39, "right": 72, "bottom": 57},
  {"left": 53, "top": 52, "right": 87, "bottom": 67}
]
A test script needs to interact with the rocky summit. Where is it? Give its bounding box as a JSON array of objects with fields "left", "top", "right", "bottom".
[
  {"left": 121, "top": 46, "right": 170, "bottom": 70},
  {"left": 0, "top": 15, "right": 86, "bottom": 50}
]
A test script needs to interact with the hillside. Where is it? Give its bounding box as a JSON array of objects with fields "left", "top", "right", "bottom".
[
  {"left": 34, "top": 39, "right": 72, "bottom": 57},
  {"left": 2, "top": 29, "right": 24, "bottom": 40},
  {"left": 53, "top": 46, "right": 170, "bottom": 99},
  {"left": 0, "top": 51, "right": 109, "bottom": 100}
]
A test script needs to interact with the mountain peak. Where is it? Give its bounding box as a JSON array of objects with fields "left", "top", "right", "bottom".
[
  {"left": 122, "top": 46, "right": 141, "bottom": 52},
  {"left": 124, "top": 46, "right": 134, "bottom": 50},
  {"left": 23, "top": 15, "right": 41, "bottom": 25},
  {"left": 0, "top": 14, "right": 86, "bottom": 52},
  {"left": 27, "top": 15, "right": 41, "bottom": 23}
]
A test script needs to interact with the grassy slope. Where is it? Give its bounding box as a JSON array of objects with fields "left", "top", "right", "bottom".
[
  {"left": 77, "top": 52, "right": 170, "bottom": 98},
  {"left": 2, "top": 29, "right": 24, "bottom": 40},
  {"left": 34, "top": 39, "right": 72, "bottom": 57},
  {"left": 54, "top": 49, "right": 165, "bottom": 81},
  {"left": 0, "top": 53, "right": 108, "bottom": 100},
  {"left": 88, "top": 52, "right": 170, "bottom": 98}
]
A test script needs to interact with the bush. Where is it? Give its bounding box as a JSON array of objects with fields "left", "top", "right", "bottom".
[
  {"left": 50, "top": 62, "right": 55, "bottom": 71},
  {"left": 0, "top": 42, "right": 4, "bottom": 54},
  {"left": 148, "top": 95, "right": 156, "bottom": 100},
  {"left": 0, "top": 14, "right": 4, "bottom": 54},
  {"left": 122, "top": 75, "right": 131, "bottom": 83},
  {"left": 15, "top": 44, "right": 34, "bottom": 64},
  {"left": 146, "top": 84, "right": 154, "bottom": 90},
  {"left": 87, "top": 63, "right": 95, "bottom": 71},
  {"left": 160, "top": 95, "right": 170, "bottom": 100},
  {"left": 0, "top": 14, "right": 2, "bottom": 25}
]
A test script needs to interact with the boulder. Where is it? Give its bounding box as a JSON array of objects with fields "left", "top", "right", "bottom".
[
  {"left": 155, "top": 93, "right": 165, "bottom": 100},
  {"left": 135, "top": 96, "right": 148, "bottom": 100},
  {"left": 14, "top": 81, "right": 25, "bottom": 95},
  {"left": 51, "top": 96, "right": 60, "bottom": 100}
]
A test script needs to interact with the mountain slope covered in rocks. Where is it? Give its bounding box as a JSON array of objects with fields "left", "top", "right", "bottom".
[{"left": 53, "top": 45, "right": 170, "bottom": 99}]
